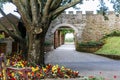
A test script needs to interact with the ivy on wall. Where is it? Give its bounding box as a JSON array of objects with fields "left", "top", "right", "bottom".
[{"left": 60, "top": 28, "right": 74, "bottom": 35}]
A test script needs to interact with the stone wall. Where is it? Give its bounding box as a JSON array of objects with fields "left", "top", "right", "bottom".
[
  {"left": 82, "top": 11, "right": 120, "bottom": 41},
  {"left": 46, "top": 11, "right": 120, "bottom": 46}
]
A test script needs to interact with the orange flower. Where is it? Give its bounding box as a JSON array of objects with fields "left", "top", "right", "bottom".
[
  {"left": 31, "top": 72, "right": 34, "bottom": 76},
  {"left": 0, "top": 73, "right": 2, "bottom": 77}
]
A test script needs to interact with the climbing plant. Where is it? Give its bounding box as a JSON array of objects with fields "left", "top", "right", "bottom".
[{"left": 60, "top": 28, "right": 74, "bottom": 35}]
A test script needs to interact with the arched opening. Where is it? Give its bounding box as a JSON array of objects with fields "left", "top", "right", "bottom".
[
  {"left": 52, "top": 23, "right": 78, "bottom": 49},
  {"left": 65, "top": 33, "right": 74, "bottom": 44}
]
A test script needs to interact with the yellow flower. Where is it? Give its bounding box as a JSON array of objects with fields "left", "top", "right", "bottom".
[
  {"left": 42, "top": 67, "right": 47, "bottom": 72},
  {"left": 52, "top": 65, "right": 59, "bottom": 73},
  {"left": 21, "top": 64, "right": 24, "bottom": 67},
  {"left": 6, "top": 59, "right": 10, "bottom": 66},
  {"left": 40, "top": 73, "right": 44, "bottom": 77},
  {"left": 18, "top": 71, "right": 23, "bottom": 75},
  {"left": 11, "top": 72, "right": 15, "bottom": 77},
  {"left": 32, "top": 67, "right": 36, "bottom": 72},
  {"left": 32, "top": 67, "right": 39, "bottom": 72},
  {"left": 61, "top": 66, "right": 65, "bottom": 70},
  {"left": 36, "top": 66, "right": 39, "bottom": 71},
  {"left": 28, "top": 72, "right": 31, "bottom": 76}
]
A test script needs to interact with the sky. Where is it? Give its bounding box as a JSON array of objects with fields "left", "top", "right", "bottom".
[
  {"left": 0, "top": 3, "right": 20, "bottom": 17},
  {"left": 65, "top": 33, "right": 74, "bottom": 39},
  {"left": 66, "top": 0, "right": 114, "bottom": 14},
  {"left": 0, "top": 0, "right": 114, "bottom": 17}
]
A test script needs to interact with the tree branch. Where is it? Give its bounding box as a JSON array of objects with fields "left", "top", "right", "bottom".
[
  {"left": 51, "top": 0, "right": 80, "bottom": 16},
  {"left": 30, "top": 0, "right": 39, "bottom": 25},
  {"left": 50, "top": 0, "right": 62, "bottom": 11},
  {"left": 42, "top": 0, "right": 52, "bottom": 22},
  {"left": 12, "top": 0, "right": 32, "bottom": 32}
]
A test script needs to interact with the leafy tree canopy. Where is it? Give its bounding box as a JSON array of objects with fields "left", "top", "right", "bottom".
[
  {"left": 111, "top": 0, "right": 120, "bottom": 14},
  {"left": 98, "top": 0, "right": 120, "bottom": 15}
]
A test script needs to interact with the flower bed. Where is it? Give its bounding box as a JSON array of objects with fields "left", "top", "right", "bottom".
[
  {"left": 0, "top": 54, "right": 108, "bottom": 80},
  {"left": 0, "top": 54, "right": 80, "bottom": 80}
]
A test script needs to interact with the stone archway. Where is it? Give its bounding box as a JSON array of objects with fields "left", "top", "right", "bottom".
[
  {"left": 51, "top": 23, "right": 78, "bottom": 49},
  {"left": 51, "top": 23, "right": 78, "bottom": 34}
]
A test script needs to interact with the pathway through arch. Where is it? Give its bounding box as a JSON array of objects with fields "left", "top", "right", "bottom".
[{"left": 45, "top": 44, "right": 120, "bottom": 79}]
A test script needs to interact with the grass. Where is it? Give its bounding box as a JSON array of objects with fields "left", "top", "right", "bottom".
[{"left": 95, "top": 37, "right": 120, "bottom": 55}]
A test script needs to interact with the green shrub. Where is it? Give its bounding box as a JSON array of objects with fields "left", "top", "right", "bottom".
[
  {"left": 79, "top": 40, "right": 104, "bottom": 47},
  {"left": 0, "top": 34, "right": 5, "bottom": 39},
  {"left": 103, "top": 30, "right": 120, "bottom": 39}
]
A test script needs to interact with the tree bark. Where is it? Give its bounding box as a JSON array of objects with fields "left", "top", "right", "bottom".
[
  {"left": 38, "top": 34, "right": 45, "bottom": 65},
  {"left": 26, "top": 28, "right": 46, "bottom": 65}
]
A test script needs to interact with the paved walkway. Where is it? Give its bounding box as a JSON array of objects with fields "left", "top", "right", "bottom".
[{"left": 45, "top": 44, "right": 120, "bottom": 80}]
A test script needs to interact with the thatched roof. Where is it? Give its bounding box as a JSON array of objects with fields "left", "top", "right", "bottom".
[{"left": 0, "top": 13, "right": 20, "bottom": 30}]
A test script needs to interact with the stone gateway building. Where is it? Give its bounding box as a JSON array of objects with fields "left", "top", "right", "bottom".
[
  {"left": 0, "top": 11, "right": 120, "bottom": 53},
  {"left": 46, "top": 11, "right": 120, "bottom": 49}
]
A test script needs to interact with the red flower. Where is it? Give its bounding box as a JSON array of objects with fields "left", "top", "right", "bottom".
[
  {"left": 114, "top": 75, "right": 117, "bottom": 79},
  {"left": 10, "top": 77, "right": 16, "bottom": 80},
  {"left": 99, "top": 72, "right": 102, "bottom": 74},
  {"left": 57, "top": 67, "right": 60, "bottom": 72},
  {"left": 46, "top": 64, "right": 52, "bottom": 70},
  {"left": 89, "top": 75, "right": 95, "bottom": 78},
  {"left": 74, "top": 71, "right": 79, "bottom": 77}
]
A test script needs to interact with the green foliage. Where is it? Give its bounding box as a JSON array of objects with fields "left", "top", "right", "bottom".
[
  {"left": 111, "top": 0, "right": 120, "bottom": 14},
  {"left": 61, "top": 28, "right": 74, "bottom": 35},
  {"left": 97, "top": 0, "right": 108, "bottom": 15},
  {"left": 61, "top": 0, "right": 83, "bottom": 8},
  {"left": 97, "top": 0, "right": 109, "bottom": 20},
  {"left": 0, "top": 34, "right": 5, "bottom": 39},
  {"left": 96, "top": 37, "right": 120, "bottom": 55},
  {"left": 79, "top": 40, "right": 104, "bottom": 47},
  {"left": 84, "top": 76, "right": 105, "bottom": 80},
  {"left": 102, "top": 30, "right": 120, "bottom": 39}
]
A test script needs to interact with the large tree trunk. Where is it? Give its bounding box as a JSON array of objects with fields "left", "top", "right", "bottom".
[
  {"left": 38, "top": 34, "right": 45, "bottom": 65},
  {"left": 27, "top": 28, "right": 46, "bottom": 65}
]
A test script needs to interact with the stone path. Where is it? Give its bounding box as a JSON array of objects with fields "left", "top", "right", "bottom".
[{"left": 45, "top": 44, "right": 120, "bottom": 80}]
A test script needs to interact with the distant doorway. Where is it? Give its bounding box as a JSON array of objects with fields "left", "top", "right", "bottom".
[
  {"left": 54, "top": 27, "right": 75, "bottom": 49},
  {"left": 52, "top": 23, "right": 78, "bottom": 49},
  {"left": 65, "top": 33, "right": 74, "bottom": 44}
]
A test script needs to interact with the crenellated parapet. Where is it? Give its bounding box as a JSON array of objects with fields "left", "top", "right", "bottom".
[
  {"left": 47, "top": 10, "right": 120, "bottom": 44},
  {"left": 58, "top": 11, "right": 116, "bottom": 24},
  {"left": 62, "top": 11, "right": 115, "bottom": 15}
]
